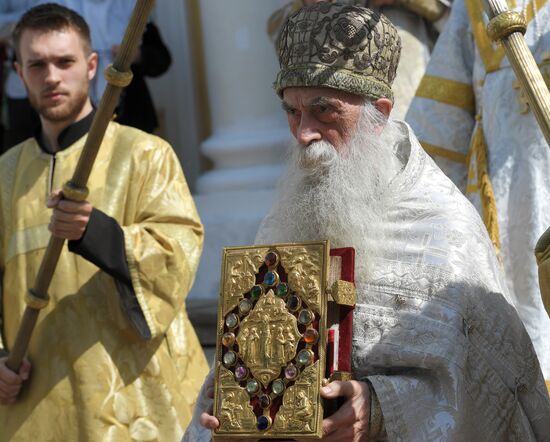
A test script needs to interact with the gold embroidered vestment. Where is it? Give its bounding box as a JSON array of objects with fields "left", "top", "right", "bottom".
[{"left": 0, "top": 122, "right": 207, "bottom": 441}]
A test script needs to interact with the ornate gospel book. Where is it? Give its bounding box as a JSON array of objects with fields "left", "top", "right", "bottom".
[{"left": 213, "top": 241, "right": 355, "bottom": 439}]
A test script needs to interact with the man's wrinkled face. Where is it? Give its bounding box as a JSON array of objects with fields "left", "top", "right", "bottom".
[
  {"left": 258, "top": 94, "right": 402, "bottom": 270},
  {"left": 15, "top": 27, "right": 97, "bottom": 123},
  {"left": 282, "top": 87, "right": 365, "bottom": 152}
]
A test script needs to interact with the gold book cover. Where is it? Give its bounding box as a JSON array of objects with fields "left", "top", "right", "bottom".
[{"left": 213, "top": 241, "right": 331, "bottom": 439}]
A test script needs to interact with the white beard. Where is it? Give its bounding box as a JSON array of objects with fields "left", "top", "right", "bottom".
[{"left": 255, "top": 103, "right": 404, "bottom": 280}]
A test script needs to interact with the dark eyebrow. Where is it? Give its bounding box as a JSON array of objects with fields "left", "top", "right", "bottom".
[
  {"left": 281, "top": 101, "right": 294, "bottom": 112},
  {"left": 308, "top": 96, "right": 334, "bottom": 107},
  {"left": 27, "top": 53, "right": 76, "bottom": 64}
]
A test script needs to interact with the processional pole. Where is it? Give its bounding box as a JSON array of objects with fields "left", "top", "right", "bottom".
[
  {"left": 5, "top": 0, "right": 156, "bottom": 372},
  {"left": 482, "top": 0, "right": 550, "bottom": 146}
]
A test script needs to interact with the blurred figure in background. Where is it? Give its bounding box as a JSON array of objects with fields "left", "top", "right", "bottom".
[
  {"left": 0, "top": 0, "right": 43, "bottom": 151},
  {"left": 113, "top": 21, "right": 171, "bottom": 134}
]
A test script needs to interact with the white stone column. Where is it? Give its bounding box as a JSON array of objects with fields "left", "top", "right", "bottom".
[
  {"left": 147, "top": 3, "right": 202, "bottom": 188},
  {"left": 188, "top": 1, "right": 292, "bottom": 343},
  {"left": 195, "top": 0, "right": 290, "bottom": 194}
]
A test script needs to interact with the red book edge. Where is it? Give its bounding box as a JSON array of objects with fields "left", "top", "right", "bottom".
[{"left": 330, "top": 247, "right": 355, "bottom": 373}]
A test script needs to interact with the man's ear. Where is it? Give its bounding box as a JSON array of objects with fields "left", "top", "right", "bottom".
[
  {"left": 87, "top": 51, "right": 98, "bottom": 80},
  {"left": 374, "top": 98, "right": 392, "bottom": 118}
]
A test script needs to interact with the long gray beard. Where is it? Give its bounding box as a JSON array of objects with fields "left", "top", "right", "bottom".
[{"left": 255, "top": 104, "right": 404, "bottom": 279}]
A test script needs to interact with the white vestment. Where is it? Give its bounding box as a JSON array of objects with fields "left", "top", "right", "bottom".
[
  {"left": 405, "top": 0, "right": 550, "bottom": 377},
  {"left": 183, "top": 123, "right": 550, "bottom": 441}
]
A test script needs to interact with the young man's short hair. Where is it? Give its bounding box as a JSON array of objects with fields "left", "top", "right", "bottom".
[{"left": 13, "top": 3, "right": 92, "bottom": 60}]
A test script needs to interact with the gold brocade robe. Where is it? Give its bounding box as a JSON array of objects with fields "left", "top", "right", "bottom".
[{"left": 0, "top": 122, "right": 208, "bottom": 441}]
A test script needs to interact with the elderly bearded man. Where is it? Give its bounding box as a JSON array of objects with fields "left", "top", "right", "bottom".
[
  {"left": 183, "top": 3, "right": 550, "bottom": 442},
  {"left": 0, "top": 4, "right": 207, "bottom": 441}
]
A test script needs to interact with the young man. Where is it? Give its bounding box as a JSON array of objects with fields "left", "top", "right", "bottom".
[
  {"left": 185, "top": 3, "right": 549, "bottom": 441},
  {"left": 0, "top": 4, "right": 207, "bottom": 441},
  {"left": 0, "top": 0, "right": 134, "bottom": 151}
]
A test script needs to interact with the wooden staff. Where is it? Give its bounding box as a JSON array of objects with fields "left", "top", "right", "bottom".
[
  {"left": 6, "top": 0, "right": 156, "bottom": 372},
  {"left": 482, "top": 0, "right": 550, "bottom": 146}
]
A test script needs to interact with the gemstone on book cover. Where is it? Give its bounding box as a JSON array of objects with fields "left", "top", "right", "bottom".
[
  {"left": 276, "top": 282, "right": 288, "bottom": 298},
  {"left": 257, "top": 415, "right": 272, "bottom": 431},
  {"left": 238, "top": 298, "right": 252, "bottom": 314},
  {"left": 286, "top": 295, "right": 301, "bottom": 312},
  {"left": 264, "top": 251, "right": 278, "bottom": 267},
  {"left": 271, "top": 379, "right": 285, "bottom": 395},
  {"left": 235, "top": 365, "right": 248, "bottom": 381},
  {"left": 223, "top": 351, "right": 237, "bottom": 367},
  {"left": 259, "top": 394, "right": 271, "bottom": 409},
  {"left": 264, "top": 271, "right": 278, "bottom": 286},
  {"left": 303, "top": 328, "right": 319, "bottom": 344},
  {"left": 297, "top": 349, "right": 313, "bottom": 366},
  {"left": 222, "top": 332, "right": 235, "bottom": 347},
  {"left": 284, "top": 363, "right": 298, "bottom": 380},
  {"left": 250, "top": 285, "right": 263, "bottom": 300},
  {"left": 298, "top": 309, "right": 314, "bottom": 325},
  {"left": 225, "top": 313, "right": 239, "bottom": 329},
  {"left": 246, "top": 378, "right": 260, "bottom": 395}
]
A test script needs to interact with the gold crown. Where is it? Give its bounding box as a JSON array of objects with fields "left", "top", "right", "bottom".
[{"left": 274, "top": 2, "right": 401, "bottom": 102}]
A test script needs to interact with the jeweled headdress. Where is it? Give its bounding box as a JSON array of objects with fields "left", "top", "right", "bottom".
[{"left": 274, "top": 2, "right": 402, "bottom": 102}]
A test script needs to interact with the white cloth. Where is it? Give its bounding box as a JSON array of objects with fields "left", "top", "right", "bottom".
[
  {"left": 350, "top": 123, "right": 549, "bottom": 441},
  {"left": 182, "top": 369, "right": 215, "bottom": 442},
  {"left": 405, "top": 0, "right": 550, "bottom": 378},
  {"left": 183, "top": 123, "right": 550, "bottom": 441},
  {"left": 1, "top": 0, "right": 133, "bottom": 103}
]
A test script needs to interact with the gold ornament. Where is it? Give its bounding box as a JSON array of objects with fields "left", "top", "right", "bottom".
[
  {"left": 103, "top": 64, "right": 133, "bottom": 88},
  {"left": 486, "top": 11, "right": 527, "bottom": 42},
  {"left": 24, "top": 289, "right": 50, "bottom": 310}
]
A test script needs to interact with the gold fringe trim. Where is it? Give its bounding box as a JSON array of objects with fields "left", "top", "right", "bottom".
[
  {"left": 469, "top": 124, "right": 502, "bottom": 253},
  {"left": 421, "top": 141, "right": 469, "bottom": 164},
  {"left": 415, "top": 75, "right": 475, "bottom": 113}
]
